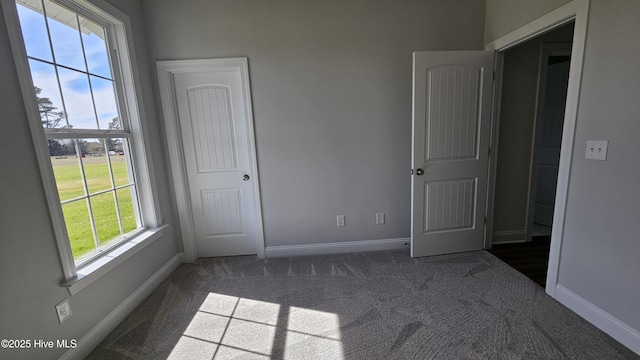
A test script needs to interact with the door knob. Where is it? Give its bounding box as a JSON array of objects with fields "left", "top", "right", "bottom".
[
  {"left": 242, "top": 174, "right": 250, "bottom": 181},
  {"left": 416, "top": 168, "right": 424, "bottom": 176}
]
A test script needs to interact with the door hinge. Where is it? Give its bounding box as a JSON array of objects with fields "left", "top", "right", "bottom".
[
  {"left": 492, "top": 71, "right": 496, "bottom": 81},
  {"left": 484, "top": 216, "right": 487, "bottom": 225},
  {"left": 411, "top": 169, "right": 414, "bottom": 175},
  {"left": 488, "top": 147, "right": 492, "bottom": 157}
]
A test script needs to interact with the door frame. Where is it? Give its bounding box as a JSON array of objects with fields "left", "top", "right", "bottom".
[
  {"left": 156, "top": 57, "right": 265, "bottom": 262},
  {"left": 484, "top": 0, "right": 590, "bottom": 297},
  {"left": 525, "top": 43, "right": 573, "bottom": 242}
]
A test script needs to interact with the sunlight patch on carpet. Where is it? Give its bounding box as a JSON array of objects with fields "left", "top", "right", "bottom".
[{"left": 167, "top": 292, "right": 344, "bottom": 359}]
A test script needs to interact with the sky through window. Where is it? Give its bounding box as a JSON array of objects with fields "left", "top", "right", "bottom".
[{"left": 17, "top": 0, "right": 119, "bottom": 130}]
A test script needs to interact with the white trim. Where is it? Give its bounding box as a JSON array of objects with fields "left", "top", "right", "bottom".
[
  {"left": 59, "top": 252, "right": 183, "bottom": 360},
  {"left": 485, "top": 1, "right": 583, "bottom": 52},
  {"left": 156, "top": 61, "right": 198, "bottom": 262},
  {"left": 555, "top": 285, "right": 640, "bottom": 355},
  {"left": 483, "top": 52, "right": 504, "bottom": 250},
  {"left": 483, "top": 0, "right": 590, "bottom": 299},
  {"left": 1, "top": 0, "right": 76, "bottom": 280},
  {"left": 63, "top": 225, "right": 168, "bottom": 295},
  {"left": 80, "top": 0, "right": 164, "bottom": 229},
  {"left": 92, "top": 0, "right": 165, "bottom": 229},
  {"left": 546, "top": 0, "right": 589, "bottom": 298},
  {"left": 265, "top": 238, "right": 410, "bottom": 258},
  {"left": 491, "top": 230, "right": 526, "bottom": 244},
  {"left": 156, "top": 58, "right": 265, "bottom": 262}
]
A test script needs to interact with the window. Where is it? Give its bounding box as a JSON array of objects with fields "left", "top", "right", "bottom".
[{"left": 4, "top": 0, "right": 162, "bottom": 287}]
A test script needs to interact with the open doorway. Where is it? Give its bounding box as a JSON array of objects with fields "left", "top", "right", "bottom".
[
  {"left": 528, "top": 46, "right": 572, "bottom": 240},
  {"left": 489, "top": 22, "right": 575, "bottom": 287}
]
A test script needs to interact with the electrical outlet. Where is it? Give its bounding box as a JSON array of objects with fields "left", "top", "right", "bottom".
[
  {"left": 336, "top": 215, "right": 345, "bottom": 227},
  {"left": 56, "top": 299, "right": 72, "bottom": 324},
  {"left": 376, "top": 212, "right": 385, "bottom": 225},
  {"left": 585, "top": 140, "right": 608, "bottom": 160}
]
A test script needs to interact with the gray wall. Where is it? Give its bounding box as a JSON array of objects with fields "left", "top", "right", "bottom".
[
  {"left": 484, "top": 0, "right": 571, "bottom": 43},
  {"left": 142, "top": 0, "right": 487, "bottom": 247},
  {"left": 0, "top": 0, "right": 178, "bottom": 359},
  {"left": 4, "top": 0, "right": 637, "bottom": 357},
  {"left": 488, "top": 0, "right": 640, "bottom": 343},
  {"left": 557, "top": 0, "right": 640, "bottom": 333},
  {"left": 492, "top": 23, "right": 573, "bottom": 239}
]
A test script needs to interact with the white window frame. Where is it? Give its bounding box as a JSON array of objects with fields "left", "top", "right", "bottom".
[{"left": 1, "top": 0, "right": 165, "bottom": 295}]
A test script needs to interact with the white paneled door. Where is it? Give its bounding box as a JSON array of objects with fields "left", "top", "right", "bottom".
[
  {"left": 411, "top": 51, "right": 494, "bottom": 257},
  {"left": 159, "top": 58, "right": 264, "bottom": 258}
]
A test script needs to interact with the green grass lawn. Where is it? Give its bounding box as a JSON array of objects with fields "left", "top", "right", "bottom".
[{"left": 51, "top": 155, "right": 138, "bottom": 261}]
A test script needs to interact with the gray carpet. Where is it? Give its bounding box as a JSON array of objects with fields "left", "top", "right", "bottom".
[{"left": 88, "top": 250, "right": 638, "bottom": 359}]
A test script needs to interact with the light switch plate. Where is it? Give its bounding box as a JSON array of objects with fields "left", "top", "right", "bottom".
[
  {"left": 56, "top": 298, "right": 72, "bottom": 324},
  {"left": 585, "top": 140, "right": 608, "bottom": 160}
]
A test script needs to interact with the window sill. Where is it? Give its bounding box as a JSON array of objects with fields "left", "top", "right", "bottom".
[{"left": 61, "top": 225, "right": 168, "bottom": 295}]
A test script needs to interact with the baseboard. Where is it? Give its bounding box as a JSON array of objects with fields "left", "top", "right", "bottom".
[
  {"left": 555, "top": 284, "right": 640, "bottom": 355},
  {"left": 59, "top": 252, "right": 183, "bottom": 360},
  {"left": 492, "top": 230, "right": 526, "bottom": 244},
  {"left": 265, "top": 238, "right": 410, "bottom": 258}
]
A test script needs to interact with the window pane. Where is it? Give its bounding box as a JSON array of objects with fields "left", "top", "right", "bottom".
[
  {"left": 58, "top": 67, "right": 98, "bottom": 129},
  {"left": 62, "top": 199, "right": 96, "bottom": 260},
  {"left": 79, "top": 139, "right": 112, "bottom": 194},
  {"left": 44, "top": 0, "right": 86, "bottom": 72},
  {"left": 109, "top": 139, "right": 133, "bottom": 187},
  {"left": 117, "top": 186, "right": 138, "bottom": 233},
  {"left": 50, "top": 139, "right": 84, "bottom": 201},
  {"left": 90, "top": 192, "right": 121, "bottom": 246},
  {"left": 15, "top": 0, "right": 149, "bottom": 271},
  {"left": 80, "top": 16, "right": 112, "bottom": 79},
  {"left": 16, "top": 1, "right": 52, "bottom": 61},
  {"left": 28, "top": 59, "right": 67, "bottom": 129},
  {"left": 90, "top": 76, "right": 119, "bottom": 130}
]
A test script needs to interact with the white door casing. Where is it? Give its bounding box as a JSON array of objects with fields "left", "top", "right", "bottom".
[
  {"left": 157, "top": 58, "right": 264, "bottom": 260},
  {"left": 411, "top": 51, "right": 494, "bottom": 257},
  {"left": 485, "top": 0, "right": 589, "bottom": 297}
]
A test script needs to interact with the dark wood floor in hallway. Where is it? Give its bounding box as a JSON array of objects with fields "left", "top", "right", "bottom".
[{"left": 488, "top": 236, "right": 551, "bottom": 287}]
